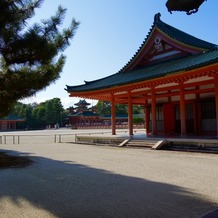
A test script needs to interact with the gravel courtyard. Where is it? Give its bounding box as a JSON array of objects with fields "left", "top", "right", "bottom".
[{"left": 0, "top": 129, "right": 217, "bottom": 218}]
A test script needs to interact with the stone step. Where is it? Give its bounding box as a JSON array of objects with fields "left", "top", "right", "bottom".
[
  {"left": 163, "top": 143, "right": 218, "bottom": 153},
  {"left": 126, "top": 139, "right": 159, "bottom": 148}
]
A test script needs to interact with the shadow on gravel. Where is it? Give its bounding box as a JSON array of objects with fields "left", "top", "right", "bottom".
[
  {"left": 0, "top": 151, "right": 33, "bottom": 169},
  {"left": 0, "top": 150, "right": 216, "bottom": 218}
]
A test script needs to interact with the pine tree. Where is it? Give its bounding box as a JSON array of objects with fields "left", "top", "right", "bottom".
[{"left": 0, "top": 0, "right": 79, "bottom": 116}]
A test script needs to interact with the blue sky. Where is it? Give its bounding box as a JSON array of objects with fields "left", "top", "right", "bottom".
[{"left": 21, "top": 0, "right": 218, "bottom": 108}]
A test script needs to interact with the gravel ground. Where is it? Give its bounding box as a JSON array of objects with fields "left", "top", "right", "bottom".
[{"left": 0, "top": 129, "right": 217, "bottom": 218}]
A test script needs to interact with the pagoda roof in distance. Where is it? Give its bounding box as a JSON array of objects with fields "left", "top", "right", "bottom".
[
  {"left": 69, "top": 111, "right": 99, "bottom": 117},
  {"left": 74, "top": 99, "right": 90, "bottom": 106}
]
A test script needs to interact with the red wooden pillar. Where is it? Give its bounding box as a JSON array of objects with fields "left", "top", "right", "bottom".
[
  {"left": 214, "top": 76, "right": 218, "bottom": 137},
  {"left": 195, "top": 88, "right": 201, "bottom": 135},
  {"left": 111, "top": 94, "right": 116, "bottom": 135},
  {"left": 151, "top": 88, "right": 157, "bottom": 136},
  {"left": 179, "top": 83, "right": 186, "bottom": 137},
  {"left": 145, "top": 99, "right": 150, "bottom": 135},
  {"left": 193, "top": 102, "right": 198, "bottom": 135},
  {"left": 128, "top": 91, "right": 133, "bottom": 136}
]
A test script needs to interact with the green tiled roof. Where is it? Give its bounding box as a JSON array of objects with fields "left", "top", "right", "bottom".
[
  {"left": 66, "top": 13, "right": 218, "bottom": 94},
  {"left": 155, "top": 13, "right": 217, "bottom": 50},
  {"left": 119, "top": 13, "right": 217, "bottom": 73},
  {"left": 102, "top": 114, "right": 128, "bottom": 119},
  {"left": 69, "top": 111, "right": 99, "bottom": 117},
  {"left": 0, "top": 114, "right": 25, "bottom": 121},
  {"left": 75, "top": 99, "right": 90, "bottom": 106},
  {"left": 66, "top": 49, "right": 218, "bottom": 93}
]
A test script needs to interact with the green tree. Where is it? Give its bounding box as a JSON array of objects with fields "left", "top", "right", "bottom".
[
  {"left": 116, "top": 104, "right": 127, "bottom": 115},
  {"left": 45, "top": 98, "right": 64, "bottom": 126},
  {"left": 32, "top": 103, "right": 46, "bottom": 128},
  {"left": 95, "top": 100, "right": 144, "bottom": 116},
  {"left": 133, "top": 105, "right": 144, "bottom": 114},
  {"left": 13, "top": 102, "right": 26, "bottom": 118},
  {"left": 133, "top": 117, "right": 144, "bottom": 124},
  {"left": 13, "top": 101, "right": 35, "bottom": 129},
  {"left": 0, "top": 0, "right": 79, "bottom": 116},
  {"left": 25, "top": 104, "right": 35, "bottom": 129},
  {"left": 95, "top": 101, "right": 111, "bottom": 116},
  {"left": 45, "top": 100, "right": 55, "bottom": 125}
]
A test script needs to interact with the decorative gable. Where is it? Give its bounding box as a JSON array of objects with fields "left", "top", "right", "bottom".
[
  {"left": 134, "top": 36, "right": 190, "bottom": 69},
  {"left": 122, "top": 13, "right": 217, "bottom": 73}
]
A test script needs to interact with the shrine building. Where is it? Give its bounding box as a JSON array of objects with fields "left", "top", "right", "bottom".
[
  {"left": 0, "top": 114, "right": 25, "bottom": 131},
  {"left": 66, "top": 13, "right": 218, "bottom": 137},
  {"left": 67, "top": 99, "right": 101, "bottom": 128}
]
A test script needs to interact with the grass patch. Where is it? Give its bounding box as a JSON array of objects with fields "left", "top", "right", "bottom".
[{"left": 0, "top": 152, "right": 33, "bottom": 169}]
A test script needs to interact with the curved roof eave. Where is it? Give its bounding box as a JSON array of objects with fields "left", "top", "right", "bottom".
[
  {"left": 66, "top": 13, "right": 218, "bottom": 94},
  {"left": 118, "top": 13, "right": 218, "bottom": 74},
  {"left": 66, "top": 50, "right": 218, "bottom": 93}
]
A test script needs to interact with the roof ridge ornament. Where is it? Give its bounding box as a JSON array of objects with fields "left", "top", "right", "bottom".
[
  {"left": 166, "top": 0, "right": 206, "bottom": 15},
  {"left": 154, "top": 13, "right": 161, "bottom": 23}
]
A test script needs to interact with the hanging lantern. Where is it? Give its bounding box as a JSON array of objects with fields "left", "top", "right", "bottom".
[{"left": 166, "top": 0, "right": 207, "bottom": 15}]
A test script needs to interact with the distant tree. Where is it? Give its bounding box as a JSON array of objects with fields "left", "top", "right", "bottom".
[
  {"left": 133, "top": 105, "right": 144, "bottom": 114},
  {"left": 133, "top": 117, "right": 144, "bottom": 124},
  {"left": 116, "top": 104, "right": 127, "bottom": 115},
  {"left": 32, "top": 103, "right": 46, "bottom": 128},
  {"left": 95, "top": 101, "right": 111, "bottom": 116},
  {"left": 25, "top": 104, "right": 35, "bottom": 128},
  {"left": 13, "top": 102, "right": 26, "bottom": 118},
  {"left": 95, "top": 100, "right": 143, "bottom": 116},
  {"left": 13, "top": 101, "right": 35, "bottom": 129},
  {"left": 12, "top": 98, "right": 65, "bottom": 129},
  {"left": 45, "top": 100, "right": 55, "bottom": 125},
  {"left": 45, "top": 98, "right": 64, "bottom": 126},
  {"left": 0, "top": 0, "right": 79, "bottom": 116}
]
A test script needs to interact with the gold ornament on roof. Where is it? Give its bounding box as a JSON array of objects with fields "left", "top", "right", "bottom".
[{"left": 154, "top": 37, "right": 162, "bottom": 50}]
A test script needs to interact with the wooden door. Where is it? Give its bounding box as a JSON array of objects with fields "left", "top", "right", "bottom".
[{"left": 163, "top": 103, "right": 175, "bottom": 136}]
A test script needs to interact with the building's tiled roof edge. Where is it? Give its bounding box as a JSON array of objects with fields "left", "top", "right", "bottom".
[
  {"left": 66, "top": 13, "right": 218, "bottom": 94},
  {"left": 66, "top": 49, "right": 218, "bottom": 93},
  {"left": 0, "top": 114, "right": 25, "bottom": 121}
]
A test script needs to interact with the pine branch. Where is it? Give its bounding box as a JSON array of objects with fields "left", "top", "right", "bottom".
[{"left": 0, "top": 0, "right": 79, "bottom": 116}]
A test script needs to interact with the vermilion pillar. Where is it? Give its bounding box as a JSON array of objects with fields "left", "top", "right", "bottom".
[
  {"left": 128, "top": 91, "right": 133, "bottom": 136},
  {"left": 193, "top": 102, "right": 198, "bottom": 135},
  {"left": 214, "top": 76, "right": 218, "bottom": 137},
  {"left": 111, "top": 94, "right": 116, "bottom": 135},
  {"left": 179, "top": 83, "right": 186, "bottom": 137},
  {"left": 151, "top": 88, "right": 157, "bottom": 136},
  {"left": 145, "top": 99, "right": 150, "bottom": 136}
]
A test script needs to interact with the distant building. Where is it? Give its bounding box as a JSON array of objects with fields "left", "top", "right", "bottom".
[
  {"left": 67, "top": 99, "right": 101, "bottom": 128},
  {"left": 0, "top": 114, "right": 25, "bottom": 131},
  {"left": 67, "top": 99, "right": 129, "bottom": 128}
]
